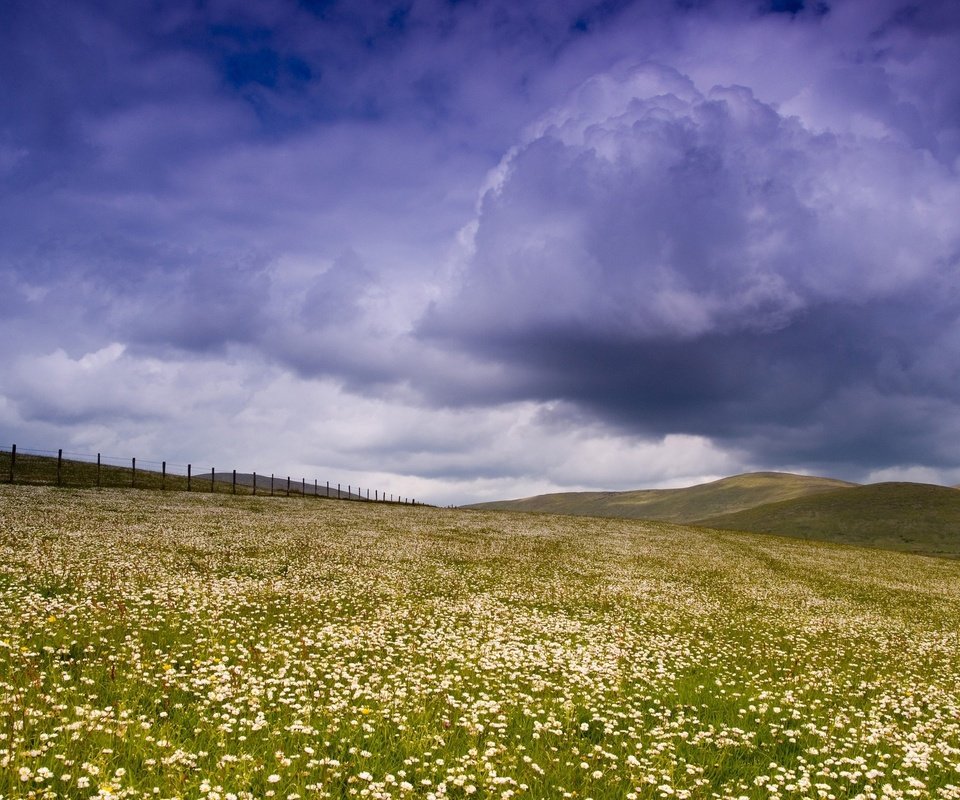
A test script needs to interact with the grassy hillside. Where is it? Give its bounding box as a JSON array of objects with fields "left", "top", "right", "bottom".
[
  {"left": 0, "top": 451, "right": 376, "bottom": 502},
  {"left": 466, "top": 471, "right": 856, "bottom": 522},
  {"left": 698, "top": 481, "right": 960, "bottom": 558},
  {"left": 2, "top": 485, "right": 959, "bottom": 798},
  {"left": 0, "top": 449, "right": 195, "bottom": 491}
]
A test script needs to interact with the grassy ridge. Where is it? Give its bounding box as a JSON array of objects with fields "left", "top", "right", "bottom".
[
  {"left": 466, "top": 472, "right": 855, "bottom": 522},
  {"left": 1, "top": 485, "right": 959, "bottom": 799},
  {"left": 0, "top": 451, "right": 372, "bottom": 501},
  {"left": 0, "top": 450, "right": 196, "bottom": 491},
  {"left": 467, "top": 473, "right": 960, "bottom": 559},
  {"left": 698, "top": 481, "right": 960, "bottom": 559}
]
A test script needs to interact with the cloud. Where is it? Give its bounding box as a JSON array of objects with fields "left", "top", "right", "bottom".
[
  {"left": 421, "top": 60, "right": 960, "bottom": 473},
  {"left": 3, "top": 0, "right": 960, "bottom": 501},
  {"left": 6, "top": 343, "right": 252, "bottom": 427},
  {"left": 0, "top": 341, "right": 738, "bottom": 504}
]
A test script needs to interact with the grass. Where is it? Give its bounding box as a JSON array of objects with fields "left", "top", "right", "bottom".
[
  {"left": 1, "top": 485, "right": 959, "bottom": 799},
  {"left": 698, "top": 482, "right": 960, "bottom": 559},
  {"left": 466, "top": 474, "right": 960, "bottom": 560},
  {"left": 0, "top": 450, "right": 188, "bottom": 491},
  {"left": 465, "top": 472, "right": 856, "bottom": 523},
  {"left": 0, "top": 451, "right": 374, "bottom": 501}
]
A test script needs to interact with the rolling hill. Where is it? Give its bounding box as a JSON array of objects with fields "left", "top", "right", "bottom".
[
  {"left": 465, "top": 471, "right": 856, "bottom": 523},
  {"left": 697, "top": 481, "right": 960, "bottom": 558}
]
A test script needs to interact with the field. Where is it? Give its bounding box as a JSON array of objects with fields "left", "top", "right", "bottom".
[
  {"left": 466, "top": 475, "right": 960, "bottom": 560},
  {"left": 697, "top": 483, "right": 960, "bottom": 559},
  {"left": 2, "top": 486, "right": 960, "bottom": 799}
]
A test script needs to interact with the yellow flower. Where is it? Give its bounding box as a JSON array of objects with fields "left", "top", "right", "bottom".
[
  {"left": 162, "top": 663, "right": 173, "bottom": 672},
  {"left": 47, "top": 615, "right": 57, "bottom": 623}
]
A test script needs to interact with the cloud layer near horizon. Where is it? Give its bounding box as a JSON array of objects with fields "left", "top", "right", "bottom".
[{"left": 2, "top": 0, "right": 960, "bottom": 503}]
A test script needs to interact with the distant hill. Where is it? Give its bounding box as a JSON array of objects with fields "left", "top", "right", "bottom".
[
  {"left": 465, "top": 472, "right": 856, "bottom": 523},
  {"left": 696, "top": 482, "right": 960, "bottom": 558}
]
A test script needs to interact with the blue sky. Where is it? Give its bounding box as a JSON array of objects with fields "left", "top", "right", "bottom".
[{"left": 2, "top": 0, "right": 959, "bottom": 504}]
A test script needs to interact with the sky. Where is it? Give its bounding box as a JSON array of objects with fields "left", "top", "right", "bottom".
[{"left": 2, "top": 0, "right": 959, "bottom": 505}]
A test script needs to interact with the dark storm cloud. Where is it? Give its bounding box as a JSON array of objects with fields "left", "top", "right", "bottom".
[
  {"left": 1, "top": 0, "right": 687, "bottom": 386},
  {"left": 3, "top": 0, "right": 960, "bottom": 496},
  {"left": 421, "top": 54, "right": 960, "bottom": 474},
  {"left": 437, "top": 297, "right": 960, "bottom": 470},
  {"left": 0, "top": 0, "right": 615, "bottom": 362}
]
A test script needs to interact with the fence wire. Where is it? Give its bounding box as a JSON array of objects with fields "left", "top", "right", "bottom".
[{"left": 0, "top": 444, "right": 421, "bottom": 505}]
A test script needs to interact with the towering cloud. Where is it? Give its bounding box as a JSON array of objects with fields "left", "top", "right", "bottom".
[
  {"left": 2, "top": 0, "right": 960, "bottom": 501},
  {"left": 422, "top": 60, "right": 960, "bottom": 470}
]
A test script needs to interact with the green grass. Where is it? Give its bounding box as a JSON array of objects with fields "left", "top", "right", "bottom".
[
  {"left": 2, "top": 485, "right": 959, "bottom": 799},
  {"left": 697, "top": 481, "right": 960, "bottom": 559},
  {"left": 466, "top": 471, "right": 856, "bottom": 522},
  {"left": 466, "top": 473, "right": 960, "bottom": 559},
  {"left": 0, "top": 450, "right": 226, "bottom": 493},
  {"left": 0, "top": 451, "right": 371, "bottom": 500}
]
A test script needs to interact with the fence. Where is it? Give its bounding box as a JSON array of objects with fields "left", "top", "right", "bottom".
[{"left": 0, "top": 444, "right": 423, "bottom": 506}]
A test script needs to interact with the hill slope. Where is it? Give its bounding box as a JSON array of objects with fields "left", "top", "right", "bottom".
[
  {"left": 466, "top": 471, "right": 856, "bottom": 523},
  {"left": 0, "top": 451, "right": 375, "bottom": 502},
  {"left": 698, "top": 482, "right": 960, "bottom": 558}
]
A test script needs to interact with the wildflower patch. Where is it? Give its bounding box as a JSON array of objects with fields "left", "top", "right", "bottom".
[{"left": 1, "top": 485, "right": 959, "bottom": 799}]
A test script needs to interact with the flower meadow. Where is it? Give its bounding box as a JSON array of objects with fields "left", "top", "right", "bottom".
[{"left": 1, "top": 485, "right": 959, "bottom": 800}]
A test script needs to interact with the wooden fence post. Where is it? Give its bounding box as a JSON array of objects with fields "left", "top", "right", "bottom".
[
  {"left": 232, "top": 469, "right": 237, "bottom": 494},
  {"left": 8, "top": 444, "right": 15, "bottom": 483},
  {"left": 253, "top": 472, "right": 257, "bottom": 496},
  {"left": 57, "top": 449, "right": 62, "bottom": 486},
  {"left": 162, "top": 461, "right": 166, "bottom": 490},
  {"left": 286, "top": 476, "right": 290, "bottom": 497},
  {"left": 187, "top": 463, "right": 192, "bottom": 491},
  {"left": 271, "top": 474, "right": 275, "bottom": 496},
  {"left": 337, "top": 483, "right": 341, "bottom": 499},
  {"left": 132, "top": 457, "right": 137, "bottom": 488},
  {"left": 326, "top": 480, "right": 329, "bottom": 497},
  {"left": 314, "top": 479, "right": 318, "bottom": 497},
  {"left": 211, "top": 467, "right": 215, "bottom": 492}
]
